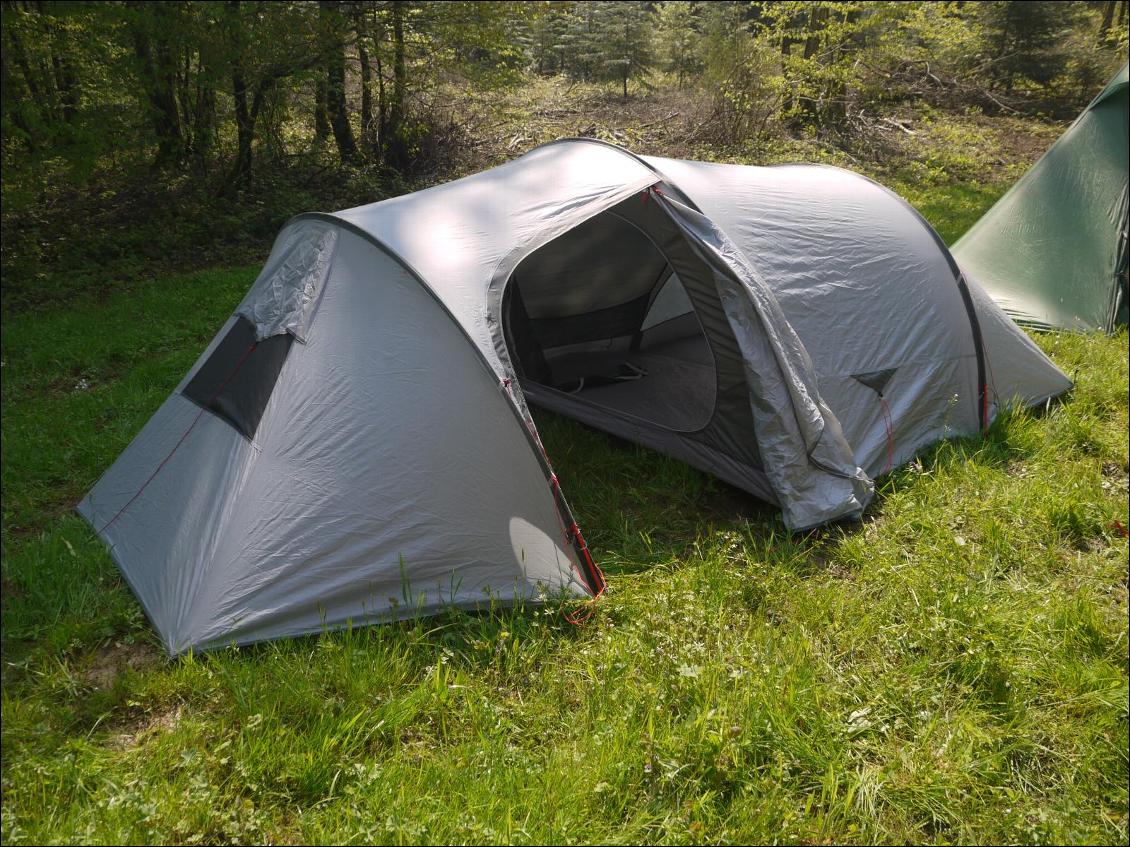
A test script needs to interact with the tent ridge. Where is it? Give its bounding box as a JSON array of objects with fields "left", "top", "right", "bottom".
[{"left": 527, "top": 136, "right": 701, "bottom": 210}]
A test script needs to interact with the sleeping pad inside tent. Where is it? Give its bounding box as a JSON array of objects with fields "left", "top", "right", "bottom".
[{"left": 79, "top": 139, "right": 1074, "bottom": 654}]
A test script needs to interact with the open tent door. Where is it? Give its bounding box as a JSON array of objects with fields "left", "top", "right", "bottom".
[
  {"left": 504, "top": 210, "right": 717, "bottom": 433},
  {"left": 501, "top": 188, "right": 775, "bottom": 503}
]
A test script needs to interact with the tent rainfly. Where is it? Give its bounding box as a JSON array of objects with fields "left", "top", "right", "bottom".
[
  {"left": 80, "top": 139, "right": 1072, "bottom": 654},
  {"left": 952, "top": 64, "right": 1129, "bottom": 332}
]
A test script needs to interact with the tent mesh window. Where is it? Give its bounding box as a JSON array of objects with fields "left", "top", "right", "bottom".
[
  {"left": 504, "top": 207, "right": 718, "bottom": 433},
  {"left": 182, "top": 316, "right": 293, "bottom": 440}
]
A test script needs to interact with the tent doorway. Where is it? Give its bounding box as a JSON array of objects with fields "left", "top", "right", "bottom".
[
  {"left": 498, "top": 185, "right": 770, "bottom": 500},
  {"left": 502, "top": 202, "right": 718, "bottom": 433}
]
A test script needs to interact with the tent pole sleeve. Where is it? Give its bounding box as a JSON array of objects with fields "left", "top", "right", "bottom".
[{"left": 954, "top": 272, "right": 990, "bottom": 431}]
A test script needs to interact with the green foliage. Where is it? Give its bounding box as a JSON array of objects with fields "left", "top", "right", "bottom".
[
  {"left": 761, "top": 1, "right": 884, "bottom": 131},
  {"left": 526, "top": 1, "right": 655, "bottom": 96},
  {"left": 0, "top": 1, "right": 131, "bottom": 179},
  {"left": 518, "top": 2, "right": 570, "bottom": 76},
  {"left": 976, "top": 1, "right": 1083, "bottom": 91},
  {"left": 686, "top": 1, "right": 1128, "bottom": 143},
  {"left": 695, "top": 2, "right": 783, "bottom": 142},
  {"left": 655, "top": 2, "right": 701, "bottom": 87},
  {"left": 2, "top": 0, "right": 1127, "bottom": 219},
  {"left": 414, "top": 1, "right": 535, "bottom": 89},
  {"left": 589, "top": 1, "right": 655, "bottom": 97}
]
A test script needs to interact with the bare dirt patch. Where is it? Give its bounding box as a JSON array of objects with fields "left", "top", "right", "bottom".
[
  {"left": 82, "top": 640, "right": 162, "bottom": 690},
  {"left": 988, "top": 114, "right": 1064, "bottom": 163},
  {"left": 108, "top": 704, "right": 184, "bottom": 750}
]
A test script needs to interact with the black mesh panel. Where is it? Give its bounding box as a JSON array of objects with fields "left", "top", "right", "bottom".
[{"left": 182, "top": 316, "right": 293, "bottom": 440}]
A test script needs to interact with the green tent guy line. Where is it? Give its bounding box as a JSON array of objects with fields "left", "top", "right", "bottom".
[{"left": 953, "top": 64, "right": 1129, "bottom": 334}]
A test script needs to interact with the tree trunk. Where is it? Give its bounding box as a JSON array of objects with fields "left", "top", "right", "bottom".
[
  {"left": 176, "top": 45, "right": 190, "bottom": 144},
  {"left": 226, "top": 0, "right": 315, "bottom": 183},
  {"left": 383, "top": 0, "right": 409, "bottom": 169},
  {"left": 231, "top": 73, "right": 275, "bottom": 186},
  {"left": 192, "top": 60, "right": 216, "bottom": 163},
  {"left": 231, "top": 58, "right": 253, "bottom": 185},
  {"left": 794, "top": 6, "right": 829, "bottom": 127},
  {"left": 375, "top": 49, "right": 387, "bottom": 160},
  {"left": 802, "top": 6, "right": 826, "bottom": 60},
  {"left": 227, "top": 0, "right": 254, "bottom": 186},
  {"left": 1000, "top": 7, "right": 1018, "bottom": 93},
  {"left": 130, "top": 2, "right": 185, "bottom": 167},
  {"left": 320, "top": 0, "right": 359, "bottom": 163},
  {"left": 50, "top": 46, "right": 77, "bottom": 123},
  {"left": 1100, "top": 1, "right": 1116, "bottom": 43},
  {"left": 3, "top": 14, "right": 47, "bottom": 143},
  {"left": 358, "top": 31, "right": 375, "bottom": 152},
  {"left": 153, "top": 40, "right": 184, "bottom": 165},
  {"left": 314, "top": 77, "right": 330, "bottom": 141},
  {"left": 780, "top": 31, "right": 793, "bottom": 115},
  {"left": 824, "top": 7, "right": 860, "bottom": 129}
]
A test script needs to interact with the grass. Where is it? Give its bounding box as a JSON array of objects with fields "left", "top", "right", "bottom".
[{"left": 3, "top": 153, "right": 1128, "bottom": 843}]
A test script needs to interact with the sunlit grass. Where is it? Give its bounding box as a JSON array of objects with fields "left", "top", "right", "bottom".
[{"left": 2, "top": 178, "right": 1127, "bottom": 844}]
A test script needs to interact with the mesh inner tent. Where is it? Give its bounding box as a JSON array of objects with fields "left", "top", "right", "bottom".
[{"left": 505, "top": 203, "right": 717, "bottom": 433}]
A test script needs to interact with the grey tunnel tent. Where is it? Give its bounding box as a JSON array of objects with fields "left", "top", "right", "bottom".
[
  {"left": 952, "top": 63, "right": 1129, "bottom": 332},
  {"left": 80, "top": 139, "right": 1072, "bottom": 654}
]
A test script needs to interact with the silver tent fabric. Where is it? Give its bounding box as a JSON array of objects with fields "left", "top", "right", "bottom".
[
  {"left": 81, "top": 227, "right": 590, "bottom": 654},
  {"left": 642, "top": 153, "right": 1072, "bottom": 479},
  {"left": 236, "top": 223, "right": 338, "bottom": 342},
  {"left": 651, "top": 191, "right": 872, "bottom": 529},
  {"left": 80, "top": 139, "right": 1072, "bottom": 653}
]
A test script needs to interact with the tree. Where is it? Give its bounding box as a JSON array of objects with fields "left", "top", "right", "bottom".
[
  {"left": 656, "top": 1, "right": 700, "bottom": 87},
  {"left": 224, "top": 1, "right": 321, "bottom": 186},
  {"left": 1, "top": 0, "right": 86, "bottom": 152},
  {"left": 558, "top": 2, "right": 601, "bottom": 81},
  {"left": 759, "top": 2, "right": 885, "bottom": 132},
  {"left": 319, "top": 0, "right": 359, "bottom": 163},
  {"left": 353, "top": 6, "right": 376, "bottom": 153},
  {"left": 588, "top": 1, "right": 654, "bottom": 98},
  {"left": 383, "top": 0, "right": 408, "bottom": 168},
  {"left": 314, "top": 77, "right": 331, "bottom": 142},
  {"left": 524, "top": 2, "right": 573, "bottom": 75},
  {"left": 977, "top": 1, "right": 1081, "bottom": 92},
  {"left": 372, "top": 0, "right": 527, "bottom": 167},
  {"left": 6, "top": 0, "right": 1120, "bottom": 205},
  {"left": 1099, "top": 0, "right": 1117, "bottom": 44},
  {"left": 126, "top": 1, "right": 189, "bottom": 167},
  {"left": 695, "top": 1, "right": 783, "bottom": 141}
]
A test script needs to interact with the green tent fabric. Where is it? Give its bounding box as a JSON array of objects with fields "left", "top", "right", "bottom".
[{"left": 952, "top": 64, "right": 1129, "bottom": 332}]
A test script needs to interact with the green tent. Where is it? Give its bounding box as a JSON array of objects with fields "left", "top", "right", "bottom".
[{"left": 952, "top": 64, "right": 1129, "bottom": 332}]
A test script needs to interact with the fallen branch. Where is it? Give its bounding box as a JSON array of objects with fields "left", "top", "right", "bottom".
[
  {"left": 881, "top": 118, "right": 916, "bottom": 135},
  {"left": 635, "top": 111, "right": 680, "bottom": 130}
]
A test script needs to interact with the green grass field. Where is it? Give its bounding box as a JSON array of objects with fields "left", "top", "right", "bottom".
[{"left": 2, "top": 171, "right": 1128, "bottom": 844}]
